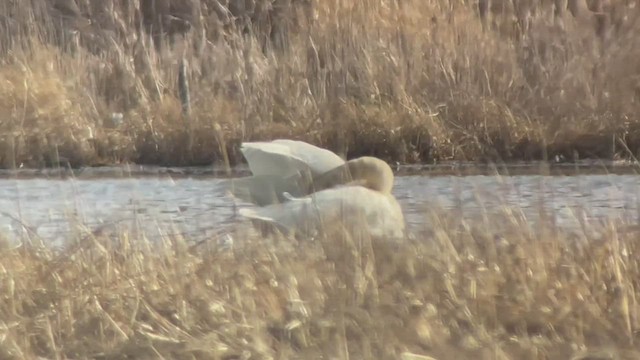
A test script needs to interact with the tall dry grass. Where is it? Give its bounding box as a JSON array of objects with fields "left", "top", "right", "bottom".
[
  {"left": 2, "top": 206, "right": 640, "bottom": 359},
  {"left": 1, "top": 0, "right": 640, "bottom": 168}
]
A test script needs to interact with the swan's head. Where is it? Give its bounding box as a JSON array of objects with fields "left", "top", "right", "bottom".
[{"left": 311, "top": 156, "right": 395, "bottom": 194}]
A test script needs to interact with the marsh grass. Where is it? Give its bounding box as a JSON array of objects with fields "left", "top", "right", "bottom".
[
  {"left": 1, "top": 202, "right": 640, "bottom": 359},
  {"left": 1, "top": 1, "right": 640, "bottom": 168}
]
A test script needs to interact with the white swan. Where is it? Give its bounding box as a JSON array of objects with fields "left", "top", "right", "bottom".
[
  {"left": 228, "top": 140, "right": 406, "bottom": 240},
  {"left": 229, "top": 139, "right": 346, "bottom": 206}
]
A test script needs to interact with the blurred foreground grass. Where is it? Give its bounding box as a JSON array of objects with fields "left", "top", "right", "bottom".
[
  {"left": 2, "top": 207, "right": 640, "bottom": 359},
  {"left": 1, "top": 1, "right": 640, "bottom": 168}
]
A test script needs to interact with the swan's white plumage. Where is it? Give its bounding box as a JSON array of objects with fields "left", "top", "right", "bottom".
[
  {"left": 230, "top": 139, "right": 346, "bottom": 205},
  {"left": 231, "top": 141, "right": 395, "bottom": 206},
  {"left": 240, "top": 139, "right": 345, "bottom": 178},
  {"left": 230, "top": 139, "right": 406, "bottom": 240},
  {"left": 239, "top": 186, "right": 406, "bottom": 240}
]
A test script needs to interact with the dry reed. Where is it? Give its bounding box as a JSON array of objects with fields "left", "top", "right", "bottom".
[
  {"left": 1, "top": 204, "right": 640, "bottom": 359},
  {"left": 1, "top": 0, "right": 640, "bottom": 168}
]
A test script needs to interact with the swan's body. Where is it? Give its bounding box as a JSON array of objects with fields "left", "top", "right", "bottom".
[
  {"left": 239, "top": 186, "right": 406, "bottom": 240},
  {"left": 229, "top": 139, "right": 406, "bottom": 240}
]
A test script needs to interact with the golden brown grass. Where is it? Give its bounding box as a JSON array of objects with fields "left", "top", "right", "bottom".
[
  {"left": 1, "top": 0, "right": 640, "bottom": 168},
  {"left": 2, "top": 205, "right": 640, "bottom": 359}
]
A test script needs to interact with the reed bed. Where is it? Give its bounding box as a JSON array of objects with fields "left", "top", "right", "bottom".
[
  {"left": 0, "top": 203, "right": 639, "bottom": 359},
  {"left": 1, "top": 0, "right": 640, "bottom": 168}
]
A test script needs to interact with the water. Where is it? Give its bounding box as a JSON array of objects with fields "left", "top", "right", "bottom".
[{"left": 1, "top": 172, "right": 639, "bottom": 245}]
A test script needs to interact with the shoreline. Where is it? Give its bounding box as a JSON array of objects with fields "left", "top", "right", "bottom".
[{"left": 1, "top": 159, "right": 638, "bottom": 180}]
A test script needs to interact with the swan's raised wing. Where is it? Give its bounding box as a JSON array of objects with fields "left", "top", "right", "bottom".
[
  {"left": 270, "top": 140, "right": 345, "bottom": 174},
  {"left": 241, "top": 140, "right": 344, "bottom": 178},
  {"left": 239, "top": 186, "right": 405, "bottom": 240}
]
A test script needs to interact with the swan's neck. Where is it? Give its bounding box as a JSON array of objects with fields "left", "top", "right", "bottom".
[{"left": 310, "top": 157, "right": 394, "bottom": 193}]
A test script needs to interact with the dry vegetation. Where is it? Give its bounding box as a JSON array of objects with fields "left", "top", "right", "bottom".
[
  {"left": 0, "top": 0, "right": 640, "bottom": 168},
  {"left": 1, "top": 205, "right": 640, "bottom": 359}
]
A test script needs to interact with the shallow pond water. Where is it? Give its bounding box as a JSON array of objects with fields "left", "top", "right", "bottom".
[{"left": 1, "top": 169, "right": 639, "bottom": 245}]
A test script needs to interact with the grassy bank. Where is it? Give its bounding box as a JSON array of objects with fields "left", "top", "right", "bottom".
[
  {"left": 1, "top": 1, "right": 640, "bottom": 168},
  {"left": 1, "top": 207, "right": 640, "bottom": 359}
]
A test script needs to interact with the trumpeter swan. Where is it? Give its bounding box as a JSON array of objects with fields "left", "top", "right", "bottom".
[{"left": 229, "top": 139, "right": 406, "bottom": 240}]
